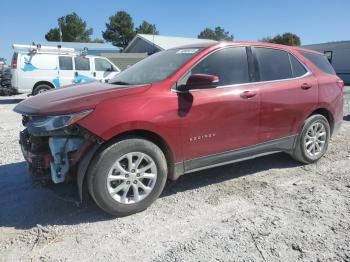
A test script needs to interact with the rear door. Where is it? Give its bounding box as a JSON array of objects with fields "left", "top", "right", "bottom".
[
  {"left": 179, "top": 46, "right": 260, "bottom": 163},
  {"left": 58, "top": 56, "right": 74, "bottom": 87},
  {"left": 251, "top": 47, "right": 318, "bottom": 143},
  {"left": 73, "top": 56, "right": 96, "bottom": 84},
  {"left": 93, "top": 57, "right": 120, "bottom": 83}
]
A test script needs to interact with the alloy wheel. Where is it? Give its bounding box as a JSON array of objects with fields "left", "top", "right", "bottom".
[
  {"left": 106, "top": 152, "right": 157, "bottom": 204},
  {"left": 304, "top": 121, "right": 327, "bottom": 158}
]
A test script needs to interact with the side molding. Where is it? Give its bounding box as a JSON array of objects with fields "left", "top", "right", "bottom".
[{"left": 183, "top": 135, "right": 297, "bottom": 175}]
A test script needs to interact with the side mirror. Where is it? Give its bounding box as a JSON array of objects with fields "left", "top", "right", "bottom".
[{"left": 177, "top": 74, "right": 219, "bottom": 92}]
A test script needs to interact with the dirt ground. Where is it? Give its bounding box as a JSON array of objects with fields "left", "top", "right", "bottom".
[{"left": 0, "top": 90, "right": 350, "bottom": 262}]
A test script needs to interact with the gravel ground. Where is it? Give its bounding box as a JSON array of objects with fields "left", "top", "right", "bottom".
[{"left": 0, "top": 89, "right": 350, "bottom": 262}]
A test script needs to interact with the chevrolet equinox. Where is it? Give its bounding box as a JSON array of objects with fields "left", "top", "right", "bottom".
[{"left": 14, "top": 42, "right": 344, "bottom": 216}]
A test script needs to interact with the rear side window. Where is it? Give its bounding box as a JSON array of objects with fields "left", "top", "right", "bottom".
[
  {"left": 253, "top": 47, "right": 292, "bottom": 81},
  {"left": 290, "top": 55, "right": 307, "bottom": 77},
  {"left": 74, "top": 57, "right": 90, "bottom": 71},
  {"left": 59, "top": 56, "right": 73, "bottom": 70},
  {"left": 191, "top": 47, "right": 249, "bottom": 86},
  {"left": 300, "top": 51, "right": 336, "bottom": 75}
]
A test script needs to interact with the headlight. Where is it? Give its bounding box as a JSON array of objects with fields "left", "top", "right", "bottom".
[{"left": 26, "top": 110, "right": 93, "bottom": 134}]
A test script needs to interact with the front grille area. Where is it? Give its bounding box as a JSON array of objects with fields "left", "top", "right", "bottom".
[
  {"left": 31, "top": 155, "right": 46, "bottom": 169},
  {"left": 20, "top": 128, "right": 51, "bottom": 170}
]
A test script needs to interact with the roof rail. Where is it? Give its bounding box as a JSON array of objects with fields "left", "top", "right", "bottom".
[{"left": 12, "top": 44, "right": 76, "bottom": 54}]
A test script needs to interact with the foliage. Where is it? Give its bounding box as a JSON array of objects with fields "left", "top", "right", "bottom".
[
  {"left": 103, "top": 11, "right": 159, "bottom": 49},
  {"left": 45, "top": 13, "right": 93, "bottom": 42},
  {"left": 135, "top": 21, "right": 159, "bottom": 35},
  {"left": 198, "top": 27, "right": 233, "bottom": 41},
  {"left": 90, "top": 38, "right": 105, "bottom": 43},
  {"left": 260, "top": 32, "right": 301, "bottom": 46}
]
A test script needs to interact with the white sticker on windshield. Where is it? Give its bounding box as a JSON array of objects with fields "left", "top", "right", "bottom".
[{"left": 176, "top": 49, "right": 199, "bottom": 54}]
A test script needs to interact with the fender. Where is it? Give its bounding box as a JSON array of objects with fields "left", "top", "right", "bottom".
[
  {"left": 76, "top": 124, "right": 181, "bottom": 202},
  {"left": 76, "top": 143, "right": 101, "bottom": 202}
]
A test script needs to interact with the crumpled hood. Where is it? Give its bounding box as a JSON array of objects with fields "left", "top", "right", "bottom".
[{"left": 14, "top": 82, "right": 150, "bottom": 116}]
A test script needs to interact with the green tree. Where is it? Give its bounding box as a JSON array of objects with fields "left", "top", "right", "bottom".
[
  {"left": 90, "top": 38, "right": 105, "bottom": 43},
  {"left": 198, "top": 26, "right": 233, "bottom": 41},
  {"left": 102, "top": 11, "right": 136, "bottom": 49},
  {"left": 135, "top": 21, "right": 159, "bottom": 35},
  {"left": 260, "top": 32, "right": 301, "bottom": 46},
  {"left": 45, "top": 13, "right": 93, "bottom": 42},
  {"left": 259, "top": 36, "right": 273, "bottom": 43}
]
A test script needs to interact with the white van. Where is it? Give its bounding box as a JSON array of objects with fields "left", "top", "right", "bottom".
[{"left": 11, "top": 44, "right": 121, "bottom": 95}]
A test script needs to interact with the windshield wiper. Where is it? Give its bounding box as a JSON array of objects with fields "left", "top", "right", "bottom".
[{"left": 112, "top": 81, "right": 131, "bottom": 85}]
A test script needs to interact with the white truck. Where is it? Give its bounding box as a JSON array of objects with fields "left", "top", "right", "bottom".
[{"left": 11, "top": 44, "right": 121, "bottom": 95}]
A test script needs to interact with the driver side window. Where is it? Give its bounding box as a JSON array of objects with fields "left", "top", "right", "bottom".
[
  {"left": 95, "top": 58, "right": 114, "bottom": 71},
  {"left": 192, "top": 47, "right": 249, "bottom": 86}
]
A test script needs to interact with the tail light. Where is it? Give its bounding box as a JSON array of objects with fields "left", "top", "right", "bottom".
[
  {"left": 11, "top": 52, "right": 18, "bottom": 69},
  {"left": 336, "top": 78, "right": 344, "bottom": 91}
]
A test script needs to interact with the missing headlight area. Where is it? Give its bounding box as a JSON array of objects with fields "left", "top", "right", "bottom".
[
  {"left": 19, "top": 122, "right": 99, "bottom": 185},
  {"left": 49, "top": 137, "right": 84, "bottom": 183}
]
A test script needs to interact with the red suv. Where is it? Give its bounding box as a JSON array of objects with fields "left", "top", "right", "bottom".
[{"left": 15, "top": 42, "right": 344, "bottom": 216}]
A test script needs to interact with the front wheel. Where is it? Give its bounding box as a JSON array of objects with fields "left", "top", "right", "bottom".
[
  {"left": 291, "top": 114, "right": 330, "bottom": 164},
  {"left": 87, "top": 138, "right": 168, "bottom": 216}
]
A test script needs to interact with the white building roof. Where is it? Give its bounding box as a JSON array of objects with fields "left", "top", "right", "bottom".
[{"left": 124, "top": 34, "right": 217, "bottom": 52}]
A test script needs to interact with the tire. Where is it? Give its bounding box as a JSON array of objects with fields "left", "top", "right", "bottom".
[
  {"left": 291, "top": 114, "right": 330, "bottom": 164},
  {"left": 33, "top": 84, "right": 52, "bottom": 95},
  {"left": 87, "top": 138, "right": 168, "bottom": 216}
]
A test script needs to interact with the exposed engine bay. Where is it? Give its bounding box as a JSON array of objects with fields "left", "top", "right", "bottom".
[{"left": 19, "top": 113, "right": 100, "bottom": 185}]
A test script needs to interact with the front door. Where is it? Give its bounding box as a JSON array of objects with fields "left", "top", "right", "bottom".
[
  {"left": 93, "top": 57, "right": 120, "bottom": 83},
  {"left": 178, "top": 47, "right": 260, "bottom": 167}
]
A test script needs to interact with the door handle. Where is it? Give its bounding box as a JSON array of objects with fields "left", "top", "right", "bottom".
[
  {"left": 74, "top": 71, "right": 78, "bottom": 77},
  {"left": 93, "top": 72, "right": 96, "bottom": 77},
  {"left": 301, "top": 83, "right": 312, "bottom": 90},
  {"left": 240, "top": 90, "right": 257, "bottom": 99}
]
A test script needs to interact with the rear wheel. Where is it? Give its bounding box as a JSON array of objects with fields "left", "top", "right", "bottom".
[
  {"left": 88, "top": 138, "right": 168, "bottom": 216},
  {"left": 292, "top": 114, "right": 330, "bottom": 164},
  {"left": 33, "top": 84, "right": 52, "bottom": 95}
]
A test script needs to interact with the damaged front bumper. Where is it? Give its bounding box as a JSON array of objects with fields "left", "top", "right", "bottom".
[{"left": 19, "top": 123, "right": 101, "bottom": 186}]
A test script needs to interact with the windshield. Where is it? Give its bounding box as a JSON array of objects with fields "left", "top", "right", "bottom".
[{"left": 110, "top": 48, "right": 202, "bottom": 85}]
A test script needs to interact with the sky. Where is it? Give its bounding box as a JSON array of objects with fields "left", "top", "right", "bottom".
[{"left": 0, "top": 0, "right": 349, "bottom": 61}]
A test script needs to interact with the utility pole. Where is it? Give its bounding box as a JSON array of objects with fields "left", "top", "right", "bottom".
[{"left": 58, "top": 17, "right": 64, "bottom": 42}]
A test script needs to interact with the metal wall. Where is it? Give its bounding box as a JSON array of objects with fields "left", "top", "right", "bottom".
[
  {"left": 101, "top": 53, "right": 148, "bottom": 71},
  {"left": 302, "top": 41, "right": 350, "bottom": 84}
]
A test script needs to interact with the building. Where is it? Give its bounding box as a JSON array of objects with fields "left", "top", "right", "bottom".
[
  {"left": 101, "top": 52, "right": 148, "bottom": 71},
  {"left": 302, "top": 41, "right": 350, "bottom": 84},
  {"left": 34, "top": 41, "right": 120, "bottom": 56},
  {"left": 124, "top": 34, "right": 216, "bottom": 54}
]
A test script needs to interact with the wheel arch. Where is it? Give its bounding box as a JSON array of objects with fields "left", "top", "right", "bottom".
[
  {"left": 109, "top": 129, "right": 175, "bottom": 175},
  {"left": 308, "top": 108, "right": 334, "bottom": 135},
  {"left": 33, "top": 81, "right": 55, "bottom": 94},
  {"left": 77, "top": 128, "right": 177, "bottom": 203}
]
